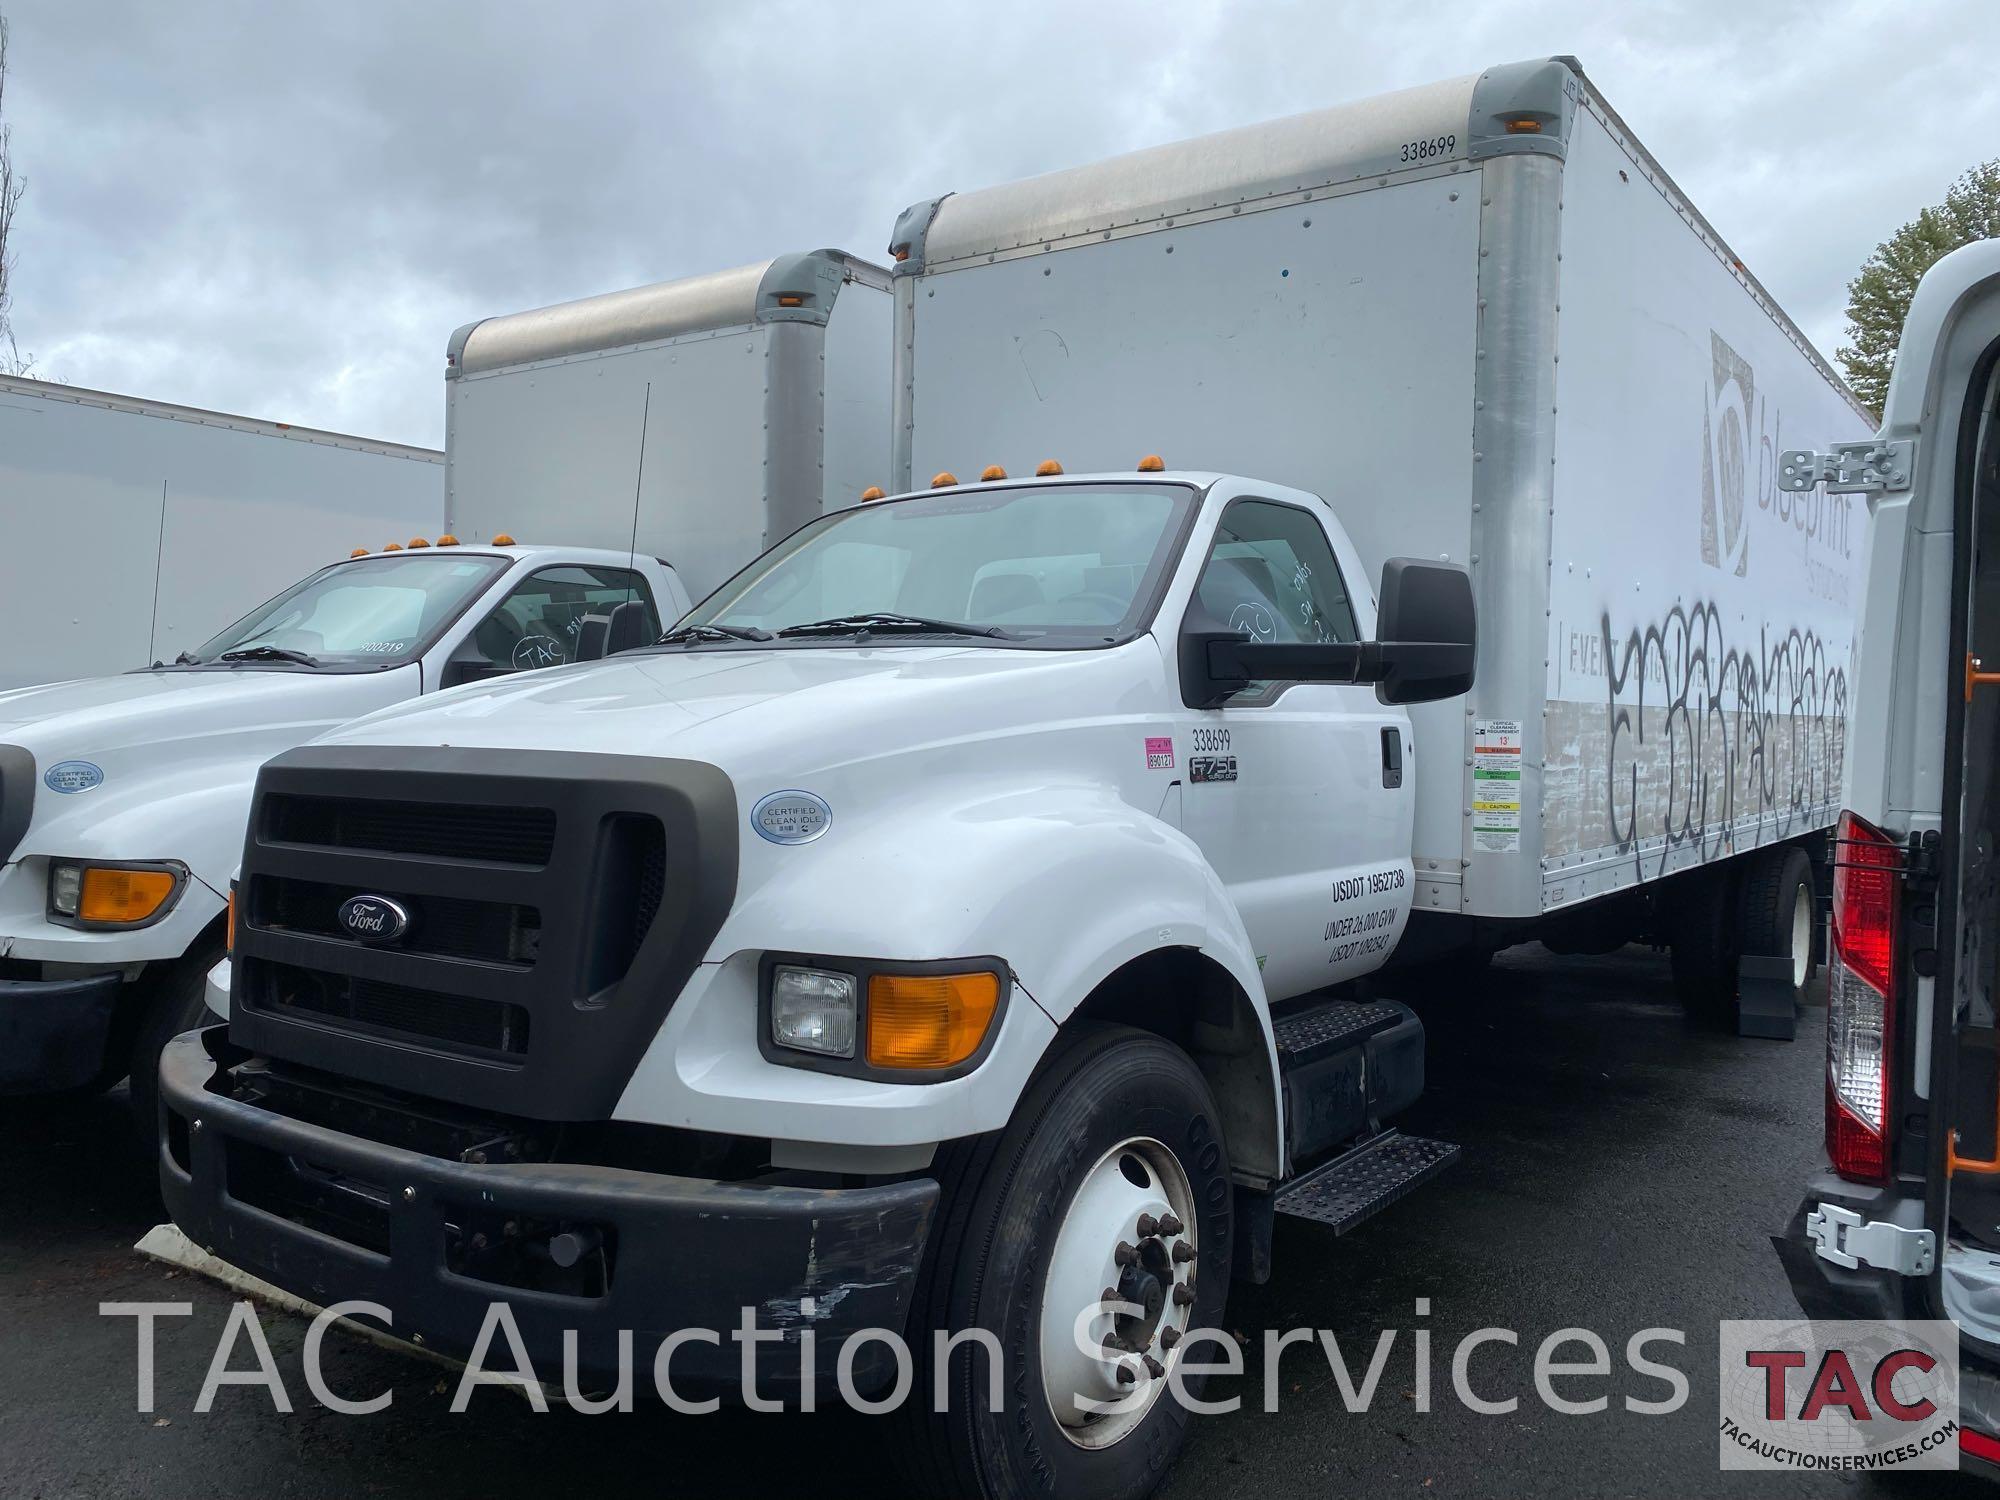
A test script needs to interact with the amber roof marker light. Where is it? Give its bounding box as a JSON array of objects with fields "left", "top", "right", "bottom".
[
  {"left": 860, "top": 486, "right": 886, "bottom": 502},
  {"left": 1035, "top": 459, "right": 1064, "bottom": 476},
  {"left": 1137, "top": 455, "right": 1166, "bottom": 472},
  {"left": 981, "top": 465, "right": 1008, "bottom": 482},
  {"left": 931, "top": 471, "right": 959, "bottom": 489}
]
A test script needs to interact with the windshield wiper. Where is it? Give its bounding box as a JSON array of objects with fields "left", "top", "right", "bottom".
[
  {"left": 775, "top": 612, "right": 1021, "bottom": 641},
  {"left": 217, "top": 645, "right": 323, "bottom": 667},
  {"left": 659, "top": 622, "right": 775, "bottom": 645}
]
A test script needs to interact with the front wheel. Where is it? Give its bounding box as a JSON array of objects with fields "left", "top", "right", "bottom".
[
  {"left": 901, "top": 1024, "right": 1234, "bottom": 1500},
  {"left": 127, "top": 942, "right": 223, "bottom": 1160}
]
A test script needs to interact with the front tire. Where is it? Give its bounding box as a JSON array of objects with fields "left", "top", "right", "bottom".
[
  {"left": 127, "top": 942, "right": 222, "bottom": 1160},
  {"left": 901, "top": 1024, "right": 1234, "bottom": 1500}
]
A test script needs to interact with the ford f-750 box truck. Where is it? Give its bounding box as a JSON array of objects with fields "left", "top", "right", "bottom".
[
  {"left": 159, "top": 59, "right": 1863, "bottom": 1498},
  {"left": 0, "top": 374, "right": 443, "bottom": 690},
  {"left": 2, "top": 250, "right": 887, "bottom": 1151}
]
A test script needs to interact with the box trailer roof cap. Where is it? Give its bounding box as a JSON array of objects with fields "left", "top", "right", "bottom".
[
  {"left": 890, "top": 58, "right": 1580, "bottom": 272},
  {"left": 446, "top": 249, "right": 892, "bottom": 377}
]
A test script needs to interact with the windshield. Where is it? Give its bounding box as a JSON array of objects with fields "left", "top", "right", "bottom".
[
  {"left": 185, "top": 553, "right": 510, "bottom": 668},
  {"left": 679, "top": 483, "right": 1197, "bottom": 646}
]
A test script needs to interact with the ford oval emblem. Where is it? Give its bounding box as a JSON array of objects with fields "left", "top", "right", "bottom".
[
  {"left": 751, "top": 789, "right": 831, "bottom": 845},
  {"left": 43, "top": 760, "right": 104, "bottom": 795},
  {"left": 337, "top": 894, "right": 411, "bottom": 944}
]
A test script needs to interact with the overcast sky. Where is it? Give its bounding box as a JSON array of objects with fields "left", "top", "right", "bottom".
[{"left": 3, "top": 0, "right": 1995, "bottom": 448}]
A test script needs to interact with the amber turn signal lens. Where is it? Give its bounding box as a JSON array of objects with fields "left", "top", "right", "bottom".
[
  {"left": 866, "top": 971, "right": 1000, "bottom": 1069},
  {"left": 226, "top": 887, "right": 237, "bottom": 953},
  {"left": 78, "top": 867, "right": 178, "bottom": 925}
]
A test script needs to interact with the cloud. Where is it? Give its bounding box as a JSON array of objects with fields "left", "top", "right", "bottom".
[{"left": 3, "top": 0, "right": 1995, "bottom": 446}]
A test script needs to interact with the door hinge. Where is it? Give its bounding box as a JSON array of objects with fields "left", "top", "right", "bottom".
[
  {"left": 1806, "top": 1202, "right": 1936, "bottom": 1276},
  {"left": 1778, "top": 441, "right": 1914, "bottom": 496}
]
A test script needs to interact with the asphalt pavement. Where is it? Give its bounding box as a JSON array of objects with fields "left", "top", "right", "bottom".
[{"left": 0, "top": 945, "right": 1979, "bottom": 1498}]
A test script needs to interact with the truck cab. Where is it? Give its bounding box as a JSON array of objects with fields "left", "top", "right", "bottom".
[
  {"left": 1774, "top": 239, "right": 2000, "bottom": 1472},
  {"left": 160, "top": 465, "right": 1473, "bottom": 1497},
  {"left": 0, "top": 539, "right": 687, "bottom": 1143}
]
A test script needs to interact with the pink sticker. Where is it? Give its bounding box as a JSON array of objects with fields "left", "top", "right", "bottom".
[{"left": 1145, "top": 735, "right": 1175, "bottom": 770}]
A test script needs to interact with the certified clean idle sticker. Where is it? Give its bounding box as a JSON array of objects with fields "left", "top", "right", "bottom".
[
  {"left": 1472, "top": 719, "right": 1522, "bottom": 852},
  {"left": 752, "top": 789, "right": 832, "bottom": 845},
  {"left": 43, "top": 760, "right": 105, "bottom": 794}
]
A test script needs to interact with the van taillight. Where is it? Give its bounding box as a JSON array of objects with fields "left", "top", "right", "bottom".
[{"left": 1826, "top": 810, "right": 1900, "bottom": 1183}]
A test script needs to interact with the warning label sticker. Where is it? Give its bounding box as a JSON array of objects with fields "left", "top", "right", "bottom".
[{"left": 1472, "top": 718, "right": 1522, "bottom": 853}]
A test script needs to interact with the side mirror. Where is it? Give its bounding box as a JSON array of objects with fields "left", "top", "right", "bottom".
[
  {"left": 1371, "top": 558, "right": 1476, "bottom": 705},
  {"left": 1179, "top": 557, "right": 1476, "bottom": 709},
  {"left": 575, "top": 600, "right": 652, "bottom": 663}
]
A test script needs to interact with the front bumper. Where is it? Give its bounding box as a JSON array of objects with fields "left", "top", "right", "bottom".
[
  {"left": 0, "top": 969, "right": 122, "bottom": 1092},
  {"left": 158, "top": 1029, "right": 939, "bottom": 1396}
]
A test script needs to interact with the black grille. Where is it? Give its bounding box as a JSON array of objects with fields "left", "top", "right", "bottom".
[
  {"left": 264, "top": 793, "right": 556, "bottom": 866},
  {"left": 255, "top": 963, "right": 531, "bottom": 1057},
  {"left": 251, "top": 876, "right": 540, "bottom": 968},
  {"left": 232, "top": 747, "right": 739, "bottom": 1120}
]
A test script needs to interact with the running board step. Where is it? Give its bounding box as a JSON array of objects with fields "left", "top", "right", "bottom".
[{"left": 1273, "top": 1131, "right": 1460, "bottom": 1235}]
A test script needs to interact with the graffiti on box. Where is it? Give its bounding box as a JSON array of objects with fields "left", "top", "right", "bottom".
[{"left": 1545, "top": 602, "right": 1847, "bottom": 875}]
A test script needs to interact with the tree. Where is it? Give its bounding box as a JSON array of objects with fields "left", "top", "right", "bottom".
[
  {"left": 0, "top": 11, "right": 26, "bottom": 375},
  {"left": 1840, "top": 159, "right": 2000, "bottom": 415}
]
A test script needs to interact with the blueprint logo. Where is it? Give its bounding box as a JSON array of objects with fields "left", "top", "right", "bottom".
[
  {"left": 1700, "top": 331, "right": 1755, "bottom": 578},
  {"left": 1719, "top": 1319, "right": 1959, "bottom": 1471}
]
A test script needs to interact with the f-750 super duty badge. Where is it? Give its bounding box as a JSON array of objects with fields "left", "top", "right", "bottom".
[{"left": 1190, "top": 755, "right": 1237, "bottom": 784}]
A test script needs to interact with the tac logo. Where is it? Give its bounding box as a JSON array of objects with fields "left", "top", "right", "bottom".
[{"left": 1719, "top": 1319, "right": 1959, "bottom": 1471}]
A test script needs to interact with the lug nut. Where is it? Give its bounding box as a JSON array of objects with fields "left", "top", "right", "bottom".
[
  {"left": 1116, "top": 1363, "right": 1137, "bottom": 1386},
  {"left": 1143, "top": 1354, "right": 1165, "bottom": 1379},
  {"left": 402, "top": 1186, "right": 416, "bottom": 1202},
  {"left": 1135, "top": 1213, "right": 1159, "bottom": 1237},
  {"left": 1160, "top": 1327, "right": 1182, "bottom": 1349},
  {"left": 1157, "top": 1212, "right": 1185, "bottom": 1236},
  {"left": 1114, "top": 1241, "right": 1140, "bottom": 1266},
  {"left": 1172, "top": 1282, "right": 1195, "bottom": 1307},
  {"left": 1172, "top": 1241, "right": 1197, "bottom": 1263},
  {"left": 1101, "top": 1286, "right": 1120, "bottom": 1305}
]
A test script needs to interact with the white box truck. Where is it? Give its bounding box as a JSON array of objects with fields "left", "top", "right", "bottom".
[
  {"left": 444, "top": 249, "right": 892, "bottom": 598},
  {"left": 3, "top": 251, "right": 890, "bottom": 1148},
  {"left": 156, "top": 60, "right": 1862, "bottom": 1497},
  {"left": 1773, "top": 240, "right": 2000, "bottom": 1469},
  {"left": 0, "top": 374, "right": 443, "bottom": 691},
  {"left": 888, "top": 53, "right": 1874, "bottom": 1002}
]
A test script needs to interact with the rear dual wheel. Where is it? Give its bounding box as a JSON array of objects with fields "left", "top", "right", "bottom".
[{"left": 901, "top": 1024, "right": 1234, "bottom": 1500}]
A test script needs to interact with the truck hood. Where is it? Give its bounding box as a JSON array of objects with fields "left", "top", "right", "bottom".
[
  {"left": 0, "top": 666, "right": 418, "bottom": 906},
  {"left": 316, "top": 645, "right": 1159, "bottom": 785},
  {"left": 0, "top": 668, "right": 415, "bottom": 766}
]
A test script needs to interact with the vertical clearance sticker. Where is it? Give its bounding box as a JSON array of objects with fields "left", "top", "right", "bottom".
[{"left": 1472, "top": 718, "right": 1522, "bottom": 853}]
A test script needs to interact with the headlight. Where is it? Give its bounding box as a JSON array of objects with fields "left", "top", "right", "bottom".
[
  {"left": 762, "top": 954, "right": 1007, "bottom": 1077},
  {"left": 769, "top": 965, "right": 859, "bottom": 1058},
  {"left": 47, "top": 860, "right": 187, "bottom": 929}
]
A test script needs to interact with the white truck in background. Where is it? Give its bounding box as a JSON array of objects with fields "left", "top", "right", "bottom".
[
  {"left": 1, "top": 250, "right": 891, "bottom": 1145},
  {"left": 445, "top": 249, "right": 891, "bottom": 598},
  {"left": 158, "top": 58, "right": 1868, "bottom": 1499},
  {"left": 0, "top": 374, "right": 443, "bottom": 691}
]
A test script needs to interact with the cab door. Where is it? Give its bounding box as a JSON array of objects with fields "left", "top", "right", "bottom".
[{"left": 1173, "top": 494, "right": 1414, "bottom": 999}]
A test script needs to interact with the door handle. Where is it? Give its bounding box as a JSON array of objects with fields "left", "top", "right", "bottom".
[{"left": 1380, "top": 727, "right": 1403, "bottom": 789}]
